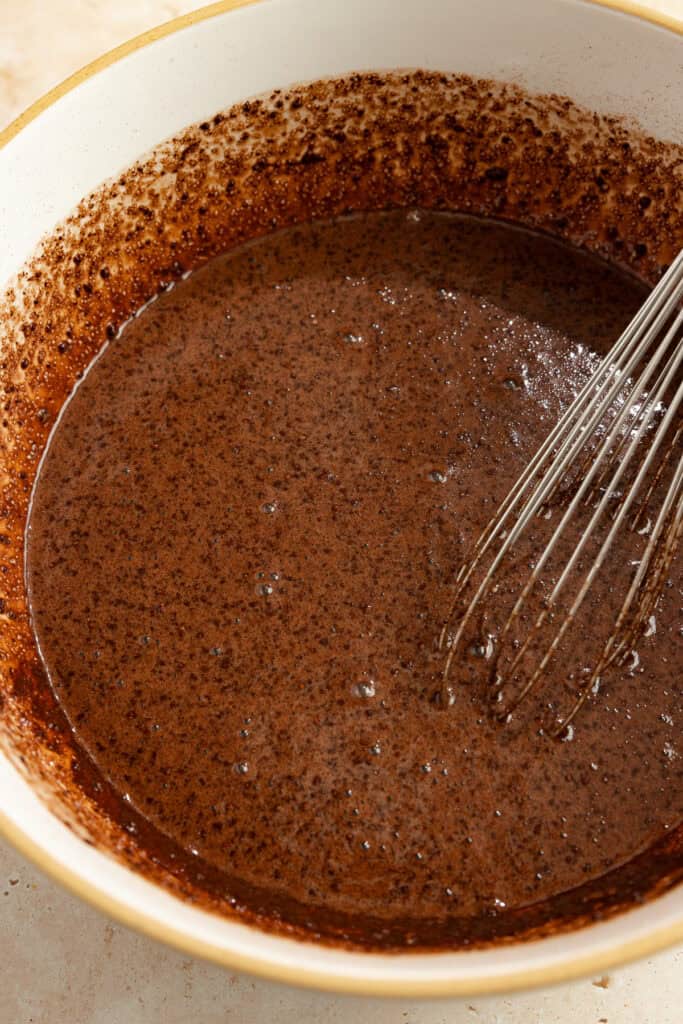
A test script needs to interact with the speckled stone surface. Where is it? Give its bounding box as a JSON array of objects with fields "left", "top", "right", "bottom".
[
  {"left": 1, "top": 2, "right": 682, "bottom": 1021},
  {"left": 1, "top": 834, "right": 682, "bottom": 1023}
]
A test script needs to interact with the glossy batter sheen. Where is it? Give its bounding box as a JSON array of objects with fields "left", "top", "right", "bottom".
[{"left": 26, "top": 211, "right": 681, "bottom": 939}]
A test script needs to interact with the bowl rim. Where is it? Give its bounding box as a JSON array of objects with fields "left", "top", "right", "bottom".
[{"left": 1, "top": 0, "right": 682, "bottom": 997}]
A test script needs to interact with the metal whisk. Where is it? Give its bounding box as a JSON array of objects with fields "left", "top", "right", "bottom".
[{"left": 438, "top": 250, "right": 683, "bottom": 735}]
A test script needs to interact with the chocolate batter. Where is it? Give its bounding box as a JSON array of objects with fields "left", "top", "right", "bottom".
[{"left": 25, "top": 210, "right": 682, "bottom": 945}]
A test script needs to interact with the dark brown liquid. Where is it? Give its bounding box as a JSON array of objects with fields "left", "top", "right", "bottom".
[{"left": 26, "top": 211, "right": 681, "bottom": 945}]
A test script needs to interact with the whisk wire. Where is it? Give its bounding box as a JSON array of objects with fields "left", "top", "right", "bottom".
[
  {"left": 509, "top": 368, "right": 683, "bottom": 729},
  {"left": 439, "top": 252, "right": 683, "bottom": 731},
  {"left": 439, "top": 254, "right": 683, "bottom": 649},
  {"left": 558, "top": 455, "right": 683, "bottom": 734},
  {"left": 474, "top": 250, "right": 683, "bottom": 554}
]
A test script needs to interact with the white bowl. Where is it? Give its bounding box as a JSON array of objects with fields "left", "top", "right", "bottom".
[{"left": 0, "top": 0, "right": 681, "bottom": 997}]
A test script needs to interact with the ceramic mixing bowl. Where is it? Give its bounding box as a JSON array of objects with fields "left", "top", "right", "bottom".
[{"left": 0, "top": 0, "right": 681, "bottom": 996}]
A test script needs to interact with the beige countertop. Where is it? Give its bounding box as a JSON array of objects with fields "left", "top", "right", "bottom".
[{"left": 1, "top": 2, "right": 682, "bottom": 1021}]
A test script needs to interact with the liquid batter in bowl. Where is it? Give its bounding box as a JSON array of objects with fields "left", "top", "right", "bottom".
[{"left": 25, "top": 210, "right": 682, "bottom": 948}]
